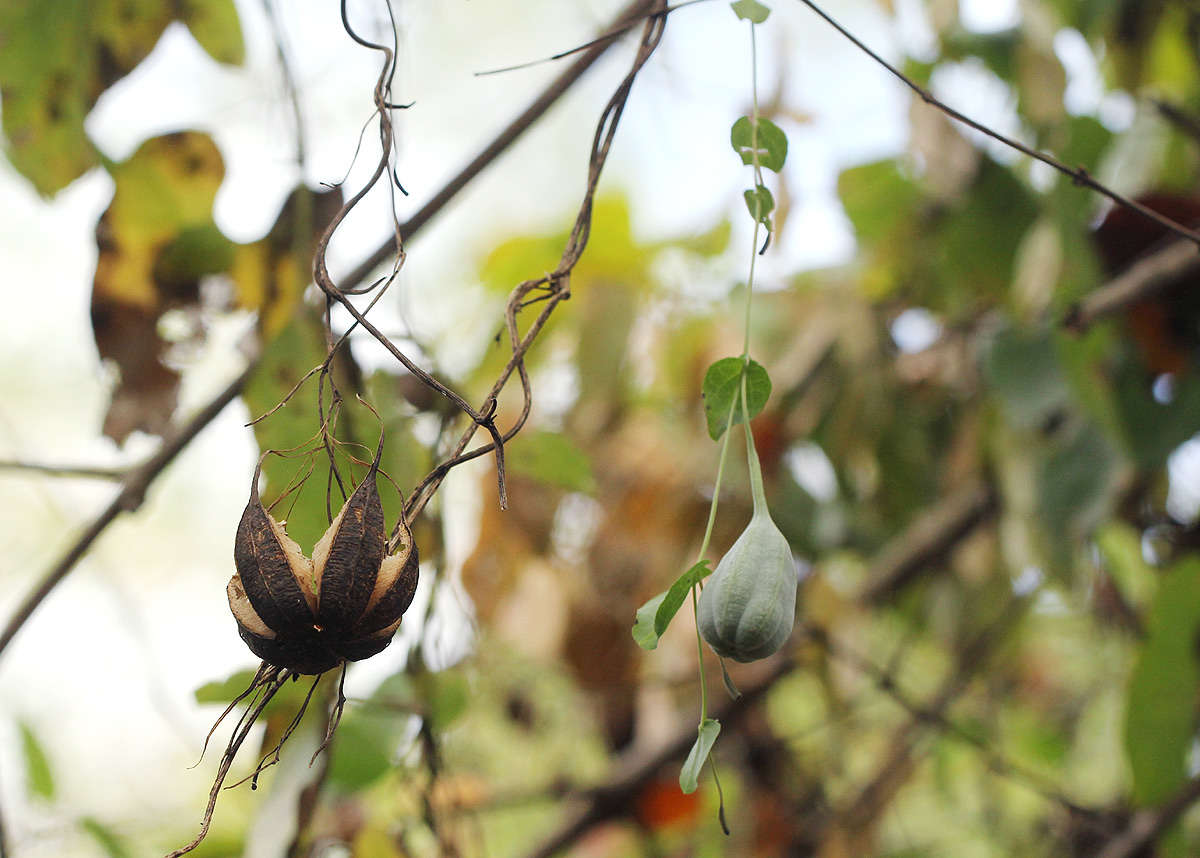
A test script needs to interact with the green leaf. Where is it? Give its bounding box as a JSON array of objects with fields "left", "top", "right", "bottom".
[
  {"left": 1095, "top": 523, "right": 1158, "bottom": 614},
  {"left": 743, "top": 185, "right": 775, "bottom": 228},
  {"left": 506, "top": 431, "right": 596, "bottom": 493},
  {"left": 730, "top": 0, "right": 771, "bottom": 23},
  {"left": 934, "top": 158, "right": 1039, "bottom": 307},
  {"left": 193, "top": 669, "right": 261, "bottom": 704},
  {"left": 654, "top": 561, "right": 713, "bottom": 637},
  {"left": 327, "top": 710, "right": 399, "bottom": 792},
  {"left": 242, "top": 307, "right": 347, "bottom": 551},
  {"left": 0, "top": 1, "right": 95, "bottom": 194},
  {"left": 194, "top": 667, "right": 312, "bottom": 716},
  {"left": 982, "top": 327, "right": 1068, "bottom": 430},
  {"left": 731, "top": 116, "right": 787, "bottom": 172},
  {"left": 80, "top": 817, "right": 132, "bottom": 858},
  {"left": 679, "top": 718, "right": 721, "bottom": 794},
  {"left": 1038, "top": 422, "right": 1118, "bottom": 549},
  {"left": 633, "top": 591, "right": 668, "bottom": 650},
  {"left": 669, "top": 218, "right": 732, "bottom": 257},
  {"left": 837, "top": 159, "right": 921, "bottom": 246},
  {"left": 427, "top": 671, "right": 470, "bottom": 730},
  {"left": 702, "top": 357, "right": 772, "bottom": 441},
  {"left": 19, "top": 721, "right": 54, "bottom": 801},
  {"left": 1125, "top": 557, "right": 1200, "bottom": 806},
  {"left": 328, "top": 673, "right": 414, "bottom": 792},
  {"left": 1112, "top": 359, "right": 1200, "bottom": 470}
]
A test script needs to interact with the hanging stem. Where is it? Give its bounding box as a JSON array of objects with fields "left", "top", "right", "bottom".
[{"left": 689, "top": 9, "right": 767, "bottom": 729}]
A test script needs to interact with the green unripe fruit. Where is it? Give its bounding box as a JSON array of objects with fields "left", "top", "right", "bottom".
[{"left": 698, "top": 506, "right": 797, "bottom": 662}]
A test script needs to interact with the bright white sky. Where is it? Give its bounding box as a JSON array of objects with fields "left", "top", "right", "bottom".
[{"left": 0, "top": 0, "right": 1113, "bottom": 854}]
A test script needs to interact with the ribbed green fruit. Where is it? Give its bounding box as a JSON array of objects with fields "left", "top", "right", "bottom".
[{"left": 698, "top": 508, "right": 797, "bottom": 662}]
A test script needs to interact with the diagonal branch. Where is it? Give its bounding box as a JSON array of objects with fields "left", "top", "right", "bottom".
[
  {"left": 820, "top": 596, "right": 1027, "bottom": 842},
  {"left": 1062, "top": 237, "right": 1200, "bottom": 332},
  {"left": 858, "top": 479, "right": 998, "bottom": 603},
  {"left": 523, "top": 657, "right": 794, "bottom": 858},
  {"left": 0, "top": 461, "right": 127, "bottom": 481},
  {"left": 793, "top": 0, "right": 1200, "bottom": 249},
  {"left": 0, "top": 364, "right": 253, "bottom": 661},
  {"left": 1096, "top": 775, "right": 1200, "bottom": 858},
  {"left": 807, "top": 620, "right": 1099, "bottom": 823}
]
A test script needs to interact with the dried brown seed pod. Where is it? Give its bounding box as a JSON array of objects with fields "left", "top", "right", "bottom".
[{"left": 227, "top": 430, "right": 419, "bottom": 674}]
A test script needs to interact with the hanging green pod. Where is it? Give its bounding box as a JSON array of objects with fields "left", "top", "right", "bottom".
[{"left": 698, "top": 400, "right": 797, "bottom": 662}]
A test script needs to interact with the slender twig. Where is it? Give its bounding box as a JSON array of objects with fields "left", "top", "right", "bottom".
[
  {"left": 1063, "top": 237, "right": 1200, "bottom": 331},
  {"left": 317, "top": 0, "right": 676, "bottom": 520},
  {"left": 0, "top": 461, "right": 126, "bottom": 481},
  {"left": 826, "top": 596, "right": 1027, "bottom": 837},
  {"left": 0, "top": 364, "right": 254, "bottom": 661},
  {"left": 339, "top": 0, "right": 659, "bottom": 293},
  {"left": 401, "top": 0, "right": 668, "bottom": 526},
  {"left": 793, "top": 0, "right": 1200, "bottom": 249},
  {"left": 260, "top": 0, "right": 307, "bottom": 169},
  {"left": 523, "top": 657, "right": 794, "bottom": 858},
  {"left": 859, "top": 480, "right": 998, "bottom": 603},
  {"left": 1095, "top": 775, "right": 1200, "bottom": 858},
  {"left": 166, "top": 669, "right": 290, "bottom": 858},
  {"left": 315, "top": 0, "right": 517, "bottom": 509},
  {"left": 806, "top": 624, "right": 1099, "bottom": 821},
  {"left": 475, "top": 0, "right": 710, "bottom": 76}
]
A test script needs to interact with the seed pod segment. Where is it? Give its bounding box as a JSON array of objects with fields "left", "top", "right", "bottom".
[
  {"left": 353, "top": 532, "right": 419, "bottom": 637},
  {"left": 312, "top": 430, "right": 388, "bottom": 632},
  {"left": 231, "top": 459, "right": 317, "bottom": 637}
]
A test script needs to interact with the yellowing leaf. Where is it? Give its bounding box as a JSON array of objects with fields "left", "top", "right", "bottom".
[
  {"left": 91, "top": 132, "right": 230, "bottom": 441},
  {"left": 232, "top": 186, "right": 344, "bottom": 338},
  {"left": 352, "top": 827, "right": 401, "bottom": 858},
  {"left": 0, "top": 1, "right": 96, "bottom": 194},
  {"left": 181, "top": 0, "right": 245, "bottom": 65},
  {"left": 0, "top": 0, "right": 243, "bottom": 195}
]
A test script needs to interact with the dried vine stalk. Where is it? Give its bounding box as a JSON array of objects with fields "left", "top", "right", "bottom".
[{"left": 403, "top": 1, "right": 669, "bottom": 524}]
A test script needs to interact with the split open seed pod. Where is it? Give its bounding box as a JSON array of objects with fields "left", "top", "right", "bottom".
[{"left": 227, "top": 431, "right": 419, "bottom": 674}]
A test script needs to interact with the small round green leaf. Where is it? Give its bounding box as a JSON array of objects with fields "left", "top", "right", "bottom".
[
  {"left": 702, "top": 357, "right": 772, "bottom": 441},
  {"left": 743, "top": 185, "right": 775, "bottom": 227},
  {"left": 731, "top": 116, "right": 788, "bottom": 172}
]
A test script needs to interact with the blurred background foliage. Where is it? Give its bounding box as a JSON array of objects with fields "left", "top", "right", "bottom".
[{"left": 8, "top": 0, "right": 1200, "bottom": 856}]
